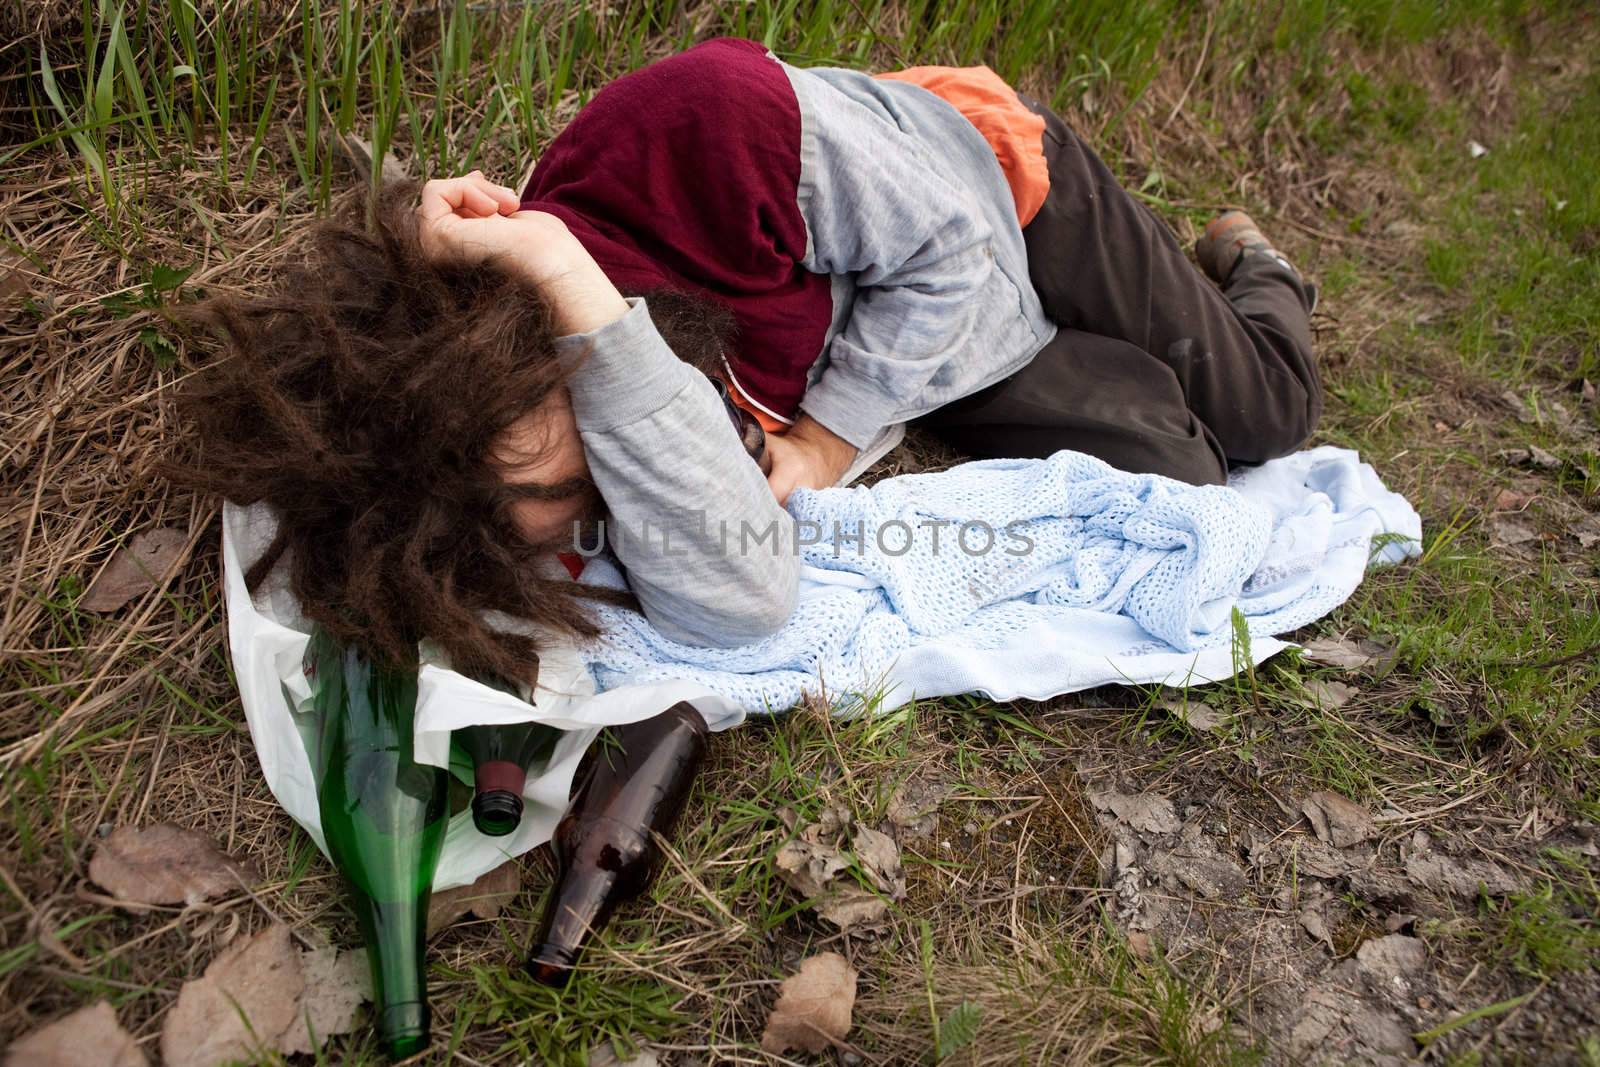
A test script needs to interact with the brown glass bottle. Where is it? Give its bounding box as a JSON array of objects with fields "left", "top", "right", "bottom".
[{"left": 525, "top": 701, "right": 709, "bottom": 985}]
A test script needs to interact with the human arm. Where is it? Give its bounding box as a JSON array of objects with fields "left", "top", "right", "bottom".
[
  {"left": 414, "top": 172, "right": 629, "bottom": 335},
  {"left": 417, "top": 173, "right": 799, "bottom": 645},
  {"left": 555, "top": 298, "right": 800, "bottom": 645}
]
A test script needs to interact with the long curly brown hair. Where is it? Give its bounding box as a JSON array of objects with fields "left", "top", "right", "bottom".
[{"left": 170, "top": 180, "right": 736, "bottom": 683}]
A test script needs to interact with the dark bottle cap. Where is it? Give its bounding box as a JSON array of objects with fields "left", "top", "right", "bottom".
[
  {"left": 376, "top": 1000, "right": 429, "bottom": 1060},
  {"left": 471, "top": 789, "right": 524, "bottom": 837}
]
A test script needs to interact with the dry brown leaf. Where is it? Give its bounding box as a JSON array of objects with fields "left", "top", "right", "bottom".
[
  {"left": 1298, "top": 907, "right": 1335, "bottom": 950},
  {"left": 1355, "top": 934, "right": 1426, "bottom": 981},
  {"left": 588, "top": 1043, "right": 660, "bottom": 1067},
  {"left": 160, "top": 924, "right": 304, "bottom": 1067},
  {"left": 1490, "top": 515, "right": 1539, "bottom": 546},
  {"left": 774, "top": 836, "right": 884, "bottom": 931},
  {"left": 1171, "top": 852, "right": 1249, "bottom": 899},
  {"left": 1491, "top": 488, "right": 1535, "bottom": 512},
  {"left": 773, "top": 816, "right": 904, "bottom": 932},
  {"left": 88, "top": 824, "right": 259, "bottom": 906},
  {"left": 1404, "top": 852, "right": 1520, "bottom": 898},
  {"left": 1301, "top": 679, "right": 1358, "bottom": 710},
  {"left": 587, "top": 1039, "right": 659, "bottom": 1067},
  {"left": 1288, "top": 838, "right": 1355, "bottom": 879},
  {"left": 1300, "top": 636, "right": 1395, "bottom": 672},
  {"left": 885, "top": 779, "right": 946, "bottom": 841},
  {"left": 1157, "top": 698, "right": 1227, "bottom": 732},
  {"left": 277, "top": 946, "right": 371, "bottom": 1056},
  {"left": 1088, "top": 789, "right": 1181, "bottom": 835},
  {"left": 814, "top": 804, "right": 849, "bottom": 837},
  {"left": 851, "top": 822, "right": 905, "bottom": 898},
  {"left": 1529, "top": 445, "right": 1562, "bottom": 468},
  {"left": 1384, "top": 912, "right": 1418, "bottom": 933},
  {"left": 1300, "top": 791, "right": 1374, "bottom": 848},
  {"left": 759, "top": 952, "right": 857, "bottom": 1055},
  {"left": 337, "top": 133, "right": 412, "bottom": 185},
  {"left": 426, "top": 859, "right": 521, "bottom": 936},
  {"left": 1572, "top": 514, "right": 1600, "bottom": 549},
  {"left": 1125, "top": 929, "right": 1154, "bottom": 960},
  {"left": 774, "top": 836, "right": 849, "bottom": 900},
  {"left": 1497, "top": 446, "right": 1561, "bottom": 470},
  {"left": 80, "top": 527, "right": 190, "bottom": 612},
  {"left": 0, "top": 252, "right": 32, "bottom": 308},
  {"left": 817, "top": 890, "right": 892, "bottom": 930},
  {"left": 1289, "top": 980, "right": 1413, "bottom": 1061},
  {"left": 4, "top": 1000, "right": 148, "bottom": 1067},
  {"left": 1545, "top": 396, "right": 1580, "bottom": 433},
  {"left": 1499, "top": 387, "right": 1538, "bottom": 424}
]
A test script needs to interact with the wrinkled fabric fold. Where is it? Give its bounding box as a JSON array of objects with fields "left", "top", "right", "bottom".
[{"left": 579, "top": 447, "right": 1422, "bottom": 713}]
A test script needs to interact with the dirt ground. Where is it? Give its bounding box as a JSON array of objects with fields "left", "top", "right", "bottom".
[{"left": 2, "top": 4, "right": 1597, "bottom": 1065}]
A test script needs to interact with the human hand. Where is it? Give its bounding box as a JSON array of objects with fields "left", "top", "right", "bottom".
[
  {"left": 764, "top": 415, "right": 859, "bottom": 506},
  {"left": 415, "top": 171, "right": 626, "bottom": 334}
]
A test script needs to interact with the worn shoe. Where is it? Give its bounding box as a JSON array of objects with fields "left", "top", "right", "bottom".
[
  {"left": 1195, "top": 210, "right": 1277, "bottom": 284},
  {"left": 1196, "top": 210, "right": 1317, "bottom": 313}
]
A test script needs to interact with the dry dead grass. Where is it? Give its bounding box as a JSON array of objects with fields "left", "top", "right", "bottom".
[{"left": 3, "top": 5, "right": 1597, "bottom": 1065}]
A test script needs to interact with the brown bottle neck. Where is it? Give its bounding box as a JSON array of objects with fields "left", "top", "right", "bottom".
[{"left": 527, "top": 859, "right": 619, "bottom": 985}]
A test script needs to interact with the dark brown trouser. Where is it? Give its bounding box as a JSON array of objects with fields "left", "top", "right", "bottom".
[{"left": 915, "top": 92, "right": 1322, "bottom": 486}]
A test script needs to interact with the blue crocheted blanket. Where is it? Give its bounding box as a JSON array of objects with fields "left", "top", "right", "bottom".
[{"left": 578, "top": 447, "right": 1421, "bottom": 714}]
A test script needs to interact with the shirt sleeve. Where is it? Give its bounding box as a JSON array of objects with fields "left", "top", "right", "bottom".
[
  {"left": 555, "top": 296, "right": 799, "bottom": 647},
  {"left": 790, "top": 70, "right": 996, "bottom": 450}
]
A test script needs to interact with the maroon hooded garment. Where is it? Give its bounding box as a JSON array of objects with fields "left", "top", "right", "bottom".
[{"left": 519, "top": 37, "right": 831, "bottom": 421}]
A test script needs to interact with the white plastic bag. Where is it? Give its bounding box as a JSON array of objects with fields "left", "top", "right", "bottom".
[{"left": 221, "top": 502, "right": 742, "bottom": 889}]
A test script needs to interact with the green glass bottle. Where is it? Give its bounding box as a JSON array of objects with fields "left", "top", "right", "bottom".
[
  {"left": 304, "top": 625, "right": 447, "bottom": 1061},
  {"left": 454, "top": 667, "right": 562, "bottom": 837}
]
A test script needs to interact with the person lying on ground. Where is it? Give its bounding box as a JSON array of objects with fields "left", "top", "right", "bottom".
[{"left": 176, "top": 37, "right": 1321, "bottom": 684}]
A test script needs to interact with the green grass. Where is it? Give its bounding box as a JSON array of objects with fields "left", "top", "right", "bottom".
[
  {"left": 1421, "top": 68, "right": 1600, "bottom": 384},
  {"left": 1491, "top": 877, "right": 1600, "bottom": 979},
  {"left": 449, "top": 964, "right": 684, "bottom": 1066},
  {"left": 20, "top": 0, "right": 1563, "bottom": 241},
  {"left": 7, "top": 0, "right": 1600, "bottom": 1062}
]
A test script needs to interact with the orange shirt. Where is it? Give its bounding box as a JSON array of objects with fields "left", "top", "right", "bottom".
[
  {"left": 873, "top": 64, "right": 1050, "bottom": 229},
  {"left": 728, "top": 63, "right": 1049, "bottom": 434}
]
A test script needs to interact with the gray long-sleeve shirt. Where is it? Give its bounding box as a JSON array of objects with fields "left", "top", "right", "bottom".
[
  {"left": 555, "top": 296, "right": 799, "bottom": 647},
  {"left": 556, "top": 52, "right": 1055, "bottom": 647}
]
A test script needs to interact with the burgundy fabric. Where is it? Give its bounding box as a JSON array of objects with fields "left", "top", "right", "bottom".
[{"left": 520, "top": 37, "right": 831, "bottom": 419}]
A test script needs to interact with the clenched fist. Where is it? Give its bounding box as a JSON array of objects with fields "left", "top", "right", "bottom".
[{"left": 415, "top": 171, "right": 627, "bottom": 335}]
